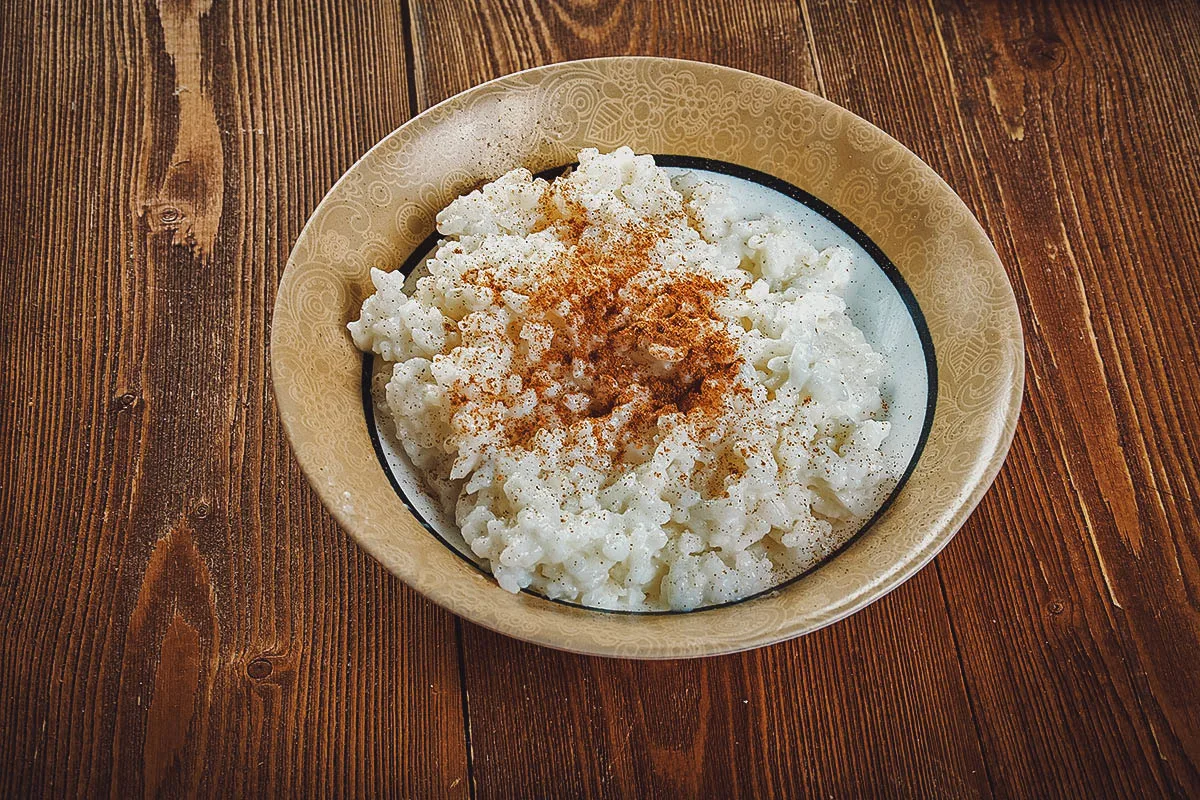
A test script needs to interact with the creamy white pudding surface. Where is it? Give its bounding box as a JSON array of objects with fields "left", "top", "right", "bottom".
[{"left": 350, "top": 147, "right": 900, "bottom": 611}]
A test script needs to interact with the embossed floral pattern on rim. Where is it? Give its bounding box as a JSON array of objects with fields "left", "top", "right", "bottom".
[{"left": 270, "top": 57, "right": 1024, "bottom": 659}]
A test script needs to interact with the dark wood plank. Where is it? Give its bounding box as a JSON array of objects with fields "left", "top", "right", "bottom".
[
  {"left": 458, "top": 585, "right": 993, "bottom": 799},
  {"left": 799, "top": 0, "right": 1200, "bottom": 795},
  {"left": 409, "top": 1, "right": 999, "bottom": 796},
  {"left": 410, "top": 0, "right": 821, "bottom": 101},
  {"left": 0, "top": 0, "right": 468, "bottom": 796}
]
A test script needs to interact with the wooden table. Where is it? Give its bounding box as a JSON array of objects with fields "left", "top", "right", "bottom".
[{"left": 3, "top": 0, "right": 1198, "bottom": 796}]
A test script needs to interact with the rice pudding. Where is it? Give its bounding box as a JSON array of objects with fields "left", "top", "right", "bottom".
[{"left": 349, "top": 147, "right": 901, "bottom": 611}]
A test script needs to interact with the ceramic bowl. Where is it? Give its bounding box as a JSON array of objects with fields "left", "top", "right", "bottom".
[{"left": 271, "top": 57, "right": 1023, "bottom": 658}]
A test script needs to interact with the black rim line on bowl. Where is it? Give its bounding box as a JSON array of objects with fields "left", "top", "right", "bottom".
[{"left": 361, "top": 154, "right": 939, "bottom": 616}]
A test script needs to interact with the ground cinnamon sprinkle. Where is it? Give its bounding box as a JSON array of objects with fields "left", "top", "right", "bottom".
[{"left": 451, "top": 182, "right": 749, "bottom": 464}]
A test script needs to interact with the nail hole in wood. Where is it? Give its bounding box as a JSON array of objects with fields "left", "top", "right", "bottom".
[
  {"left": 1018, "top": 32, "right": 1064, "bottom": 71},
  {"left": 247, "top": 658, "right": 272, "bottom": 679}
]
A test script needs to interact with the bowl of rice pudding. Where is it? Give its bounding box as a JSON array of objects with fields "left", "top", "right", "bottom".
[{"left": 272, "top": 58, "right": 1023, "bottom": 657}]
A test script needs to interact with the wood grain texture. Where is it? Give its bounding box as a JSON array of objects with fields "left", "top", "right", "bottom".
[
  {"left": 2, "top": 0, "right": 1198, "bottom": 797},
  {"left": 457, "top": 585, "right": 992, "bottom": 799},
  {"left": 0, "top": 0, "right": 468, "bottom": 797}
]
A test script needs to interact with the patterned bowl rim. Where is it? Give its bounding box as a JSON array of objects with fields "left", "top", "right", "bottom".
[{"left": 271, "top": 56, "right": 1025, "bottom": 658}]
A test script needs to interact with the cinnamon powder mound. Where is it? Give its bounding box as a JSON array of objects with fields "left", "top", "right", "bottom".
[{"left": 453, "top": 183, "right": 749, "bottom": 462}]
